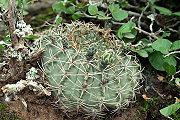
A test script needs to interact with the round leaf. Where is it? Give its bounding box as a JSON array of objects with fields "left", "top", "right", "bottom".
[
  {"left": 52, "top": 2, "right": 66, "bottom": 13},
  {"left": 112, "top": 9, "right": 128, "bottom": 21},
  {"left": 55, "top": 17, "right": 62, "bottom": 25},
  {"left": 160, "top": 103, "right": 180, "bottom": 116},
  {"left": 175, "top": 78, "right": 180, "bottom": 86},
  {"left": 144, "top": 47, "right": 154, "bottom": 53},
  {"left": 152, "top": 5, "right": 172, "bottom": 15},
  {"left": 66, "top": 6, "right": 75, "bottom": 14},
  {"left": 136, "top": 50, "right": 149, "bottom": 58},
  {"left": 163, "top": 62, "right": 176, "bottom": 75},
  {"left": 97, "top": 11, "right": 112, "bottom": 20},
  {"left": 108, "top": 4, "right": 119, "bottom": 13},
  {"left": 170, "top": 40, "right": 180, "bottom": 51},
  {"left": 152, "top": 39, "right": 172, "bottom": 54},
  {"left": 0, "top": 45, "right": 5, "bottom": 51},
  {"left": 72, "top": 12, "right": 83, "bottom": 20},
  {"left": 149, "top": 51, "right": 165, "bottom": 71},
  {"left": 118, "top": 22, "right": 136, "bottom": 39},
  {"left": 163, "top": 56, "right": 177, "bottom": 66},
  {"left": 88, "top": 5, "right": 98, "bottom": 15},
  {"left": 97, "top": 11, "right": 105, "bottom": 16},
  {"left": 123, "top": 32, "right": 135, "bottom": 39},
  {"left": 173, "top": 11, "right": 180, "bottom": 16}
]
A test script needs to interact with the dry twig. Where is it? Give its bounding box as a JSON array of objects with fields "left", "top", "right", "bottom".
[{"left": 7, "top": 0, "right": 24, "bottom": 50}]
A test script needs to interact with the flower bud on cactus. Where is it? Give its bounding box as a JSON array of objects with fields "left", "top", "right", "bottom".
[{"left": 39, "top": 21, "right": 142, "bottom": 117}]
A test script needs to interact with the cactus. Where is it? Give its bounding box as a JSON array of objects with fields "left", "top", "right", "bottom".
[{"left": 39, "top": 21, "right": 142, "bottom": 117}]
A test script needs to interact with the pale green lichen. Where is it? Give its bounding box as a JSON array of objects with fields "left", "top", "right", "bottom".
[{"left": 26, "top": 67, "right": 40, "bottom": 80}]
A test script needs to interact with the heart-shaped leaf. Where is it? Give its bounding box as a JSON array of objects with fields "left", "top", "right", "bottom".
[
  {"left": 163, "top": 62, "right": 176, "bottom": 75},
  {"left": 152, "top": 39, "right": 172, "bottom": 54},
  {"left": 152, "top": 5, "right": 172, "bottom": 15},
  {"left": 66, "top": 6, "right": 75, "bottom": 14},
  {"left": 88, "top": 5, "right": 98, "bottom": 15},
  {"left": 173, "top": 11, "right": 180, "bottom": 16},
  {"left": 149, "top": 51, "right": 165, "bottom": 71},
  {"left": 170, "top": 40, "right": 180, "bottom": 51},
  {"left": 52, "top": 1, "right": 66, "bottom": 13},
  {"left": 118, "top": 22, "right": 136, "bottom": 39},
  {"left": 160, "top": 103, "right": 180, "bottom": 116},
  {"left": 108, "top": 4, "right": 119, "bottom": 13},
  {"left": 123, "top": 32, "right": 135, "bottom": 39},
  {"left": 112, "top": 9, "right": 128, "bottom": 21}
]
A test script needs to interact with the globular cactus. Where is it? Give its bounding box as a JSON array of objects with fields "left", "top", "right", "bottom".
[{"left": 39, "top": 21, "right": 142, "bottom": 117}]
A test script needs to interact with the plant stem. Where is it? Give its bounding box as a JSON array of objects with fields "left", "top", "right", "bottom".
[
  {"left": 164, "top": 51, "right": 180, "bottom": 58},
  {"left": 7, "top": 0, "right": 18, "bottom": 49},
  {"left": 134, "top": 27, "right": 159, "bottom": 39},
  {"left": 7, "top": 0, "right": 24, "bottom": 50}
]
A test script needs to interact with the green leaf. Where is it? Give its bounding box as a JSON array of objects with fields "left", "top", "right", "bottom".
[
  {"left": 108, "top": 4, "right": 119, "bottom": 13},
  {"left": 123, "top": 32, "right": 135, "bottom": 39},
  {"left": 160, "top": 103, "right": 180, "bottom": 116},
  {"left": 72, "top": 12, "right": 83, "bottom": 20},
  {"left": 0, "top": 104, "right": 7, "bottom": 110},
  {"left": 140, "top": 38, "right": 151, "bottom": 45},
  {"left": 163, "top": 56, "right": 177, "bottom": 66},
  {"left": 148, "top": 0, "right": 157, "bottom": 2},
  {"left": 152, "top": 39, "right": 172, "bottom": 54},
  {"left": 119, "top": 22, "right": 136, "bottom": 33},
  {"left": 112, "top": 9, "right": 128, "bottom": 21},
  {"left": 144, "top": 47, "right": 154, "bottom": 53},
  {"left": 119, "top": 1, "right": 129, "bottom": 7},
  {"left": 173, "top": 11, "right": 180, "bottom": 16},
  {"left": 55, "top": 17, "right": 62, "bottom": 25},
  {"left": 136, "top": 49, "right": 149, "bottom": 58},
  {"left": 52, "top": 1, "right": 66, "bottom": 13},
  {"left": 170, "top": 40, "right": 180, "bottom": 51},
  {"left": 161, "top": 32, "right": 171, "bottom": 38},
  {"left": 152, "top": 5, "right": 172, "bottom": 15},
  {"left": 97, "top": 11, "right": 112, "bottom": 19},
  {"left": 175, "top": 78, "right": 180, "bottom": 86},
  {"left": 0, "top": 45, "right": 5, "bottom": 51},
  {"left": 98, "top": 16, "right": 112, "bottom": 20},
  {"left": 122, "top": 29, "right": 137, "bottom": 42},
  {"left": 149, "top": 51, "right": 165, "bottom": 71},
  {"left": 3, "top": 34, "right": 10, "bottom": 41},
  {"left": 118, "top": 22, "right": 136, "bottom": 39},
  {"left": 108, "top": 4, "right": 128, "bottom": 21},
  {"left": 163, "top": 62, "right": 176, "bottom": 75},
  {"left": 25, "top": 35, "right": 40, "bottom": 39},
  {"left": 23, "top": 10, "right": 29, "bottom": 15},
  {"left": 0, "top": 0, "right": 8, "bottom": 9},
  {"left": 88, "top": 5, "right": 98, "bottom": 15},
  {"left": 17, "top": 0, "right": 24, "bottom": 8},
  {"left": 66, "top": 6, "right": 75, "bottom": 14},
  {"left": 76, "top": 2, "right": 86, "bottom": 7},
  {"left": 97, "top": 11, "right": 105, "bottom": 16}
]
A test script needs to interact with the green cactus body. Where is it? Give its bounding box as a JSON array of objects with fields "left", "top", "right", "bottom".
[{"left": 40, "top": 21, "right": 142, "bottom": 116}]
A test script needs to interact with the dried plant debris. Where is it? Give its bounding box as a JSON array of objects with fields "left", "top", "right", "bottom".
[{"left": 1, "top": 80, "right": 51, "bottom": 101}]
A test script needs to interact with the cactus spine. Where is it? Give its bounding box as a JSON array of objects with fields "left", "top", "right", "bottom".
[{"left": 39, "top": 21, "right": 142, "bottom": 117}]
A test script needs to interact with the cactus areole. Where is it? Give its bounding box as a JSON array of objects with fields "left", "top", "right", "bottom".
[{"left": 39, "top": 21, "right": 142, "bottom": 116}]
